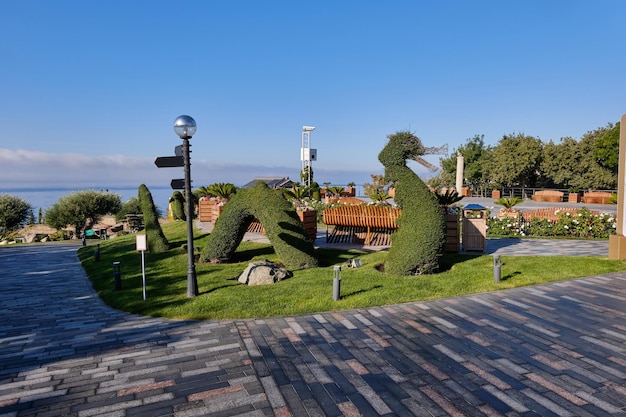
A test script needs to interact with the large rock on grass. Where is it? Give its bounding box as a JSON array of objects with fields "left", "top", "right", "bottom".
[{"left": 238, "top": 260, "right": 291, "bottom": 286}]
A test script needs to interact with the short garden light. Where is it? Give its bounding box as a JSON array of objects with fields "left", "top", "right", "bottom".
[{"left": 333, "top": 265, "right": 341, "bottom": 301}]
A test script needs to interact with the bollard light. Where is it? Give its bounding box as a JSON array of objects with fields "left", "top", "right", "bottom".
[
  {"left": 113, "top": 261, "right": 121, "bottom": 290},
  {"left": 174, "top": 115, "right": 199, "bottom": 298},
  {"left": 333, "top": 265, "right": 341, "bottom": 301},
  {"left": 94, "top": 243, "right": 100, "bottom": 262},
  {"left": 493, "top": 255, "right": 501, "bottom": 282}
]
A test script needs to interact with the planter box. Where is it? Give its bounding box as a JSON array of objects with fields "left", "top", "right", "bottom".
[
  {"left": 568, "top": 192, "right": 581, "bottom": 203},
  {"left": 497, "top": 210, "right": 520, "bottom": 220},
  {"left": 198, "top": 200, "right": 213, "bottom": 222},
  {"left": 297, "top": 210, "right": 317, "bottom": 241},
  {"left": 491, "top": 190, "right": 501, "bottom": 199}
]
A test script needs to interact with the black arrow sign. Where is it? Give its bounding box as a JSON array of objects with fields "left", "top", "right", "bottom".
[
  {"left": 170, "top": 179, "right": 185, "bottom": 190},
  {"left": 155, "top": 156, "right": 184, "bottom": 168}
]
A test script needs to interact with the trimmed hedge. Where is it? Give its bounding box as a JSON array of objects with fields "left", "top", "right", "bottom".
[
  {"left": 170, "top": 191, "right": 186, "bottom": 221},
  {"left": 138, "top": 184, "right": 169, "bottom": 253},
  {"left": 200, "top": 182, "right": 318, "bottom": 270},
  {"left": 379, "top": 131, "right": 446, "bottom": 275}
]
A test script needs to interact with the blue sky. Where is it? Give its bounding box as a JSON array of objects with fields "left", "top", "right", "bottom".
[{"left": 1, "top": 1, "right": 624, "bottom": 189}]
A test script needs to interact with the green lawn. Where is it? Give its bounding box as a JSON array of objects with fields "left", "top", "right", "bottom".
[{"left": 78, "top": 221, "right": 626, "bottom": 320}]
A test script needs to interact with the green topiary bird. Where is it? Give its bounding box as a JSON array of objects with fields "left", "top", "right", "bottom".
[{"left": 378, "top": 131, "right": 446, "bottom": 275}]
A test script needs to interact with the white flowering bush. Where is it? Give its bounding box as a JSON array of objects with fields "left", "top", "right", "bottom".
[{"left": 487, "top": 208, "right": 616, "bottom": 239}]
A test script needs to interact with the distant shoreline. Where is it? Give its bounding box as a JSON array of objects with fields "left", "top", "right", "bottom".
[{"left": 0, "top": 185, "right": 173, "bottom": 213}]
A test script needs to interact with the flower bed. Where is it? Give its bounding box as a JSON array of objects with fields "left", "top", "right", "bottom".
[{"left": 487, "top": 208, "right": 615, "bottom": 239}]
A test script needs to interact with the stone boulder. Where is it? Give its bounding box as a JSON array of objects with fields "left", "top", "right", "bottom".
[{"left": 238, "top": 260, "right": 291, "bottom": 286}]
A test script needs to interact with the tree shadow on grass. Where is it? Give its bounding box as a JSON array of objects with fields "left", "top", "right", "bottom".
[
  {"left": 341, "top": 285, "right": 383, "bottom": 299},
  {"left": 315, "top": 248, "right": 368, "bottom": 267},
  {"left": 231, "top": 246, "right": 276, "bottom": 262},
  {"left": 439, "top": 253, "right": 483, "bottom": 272}
]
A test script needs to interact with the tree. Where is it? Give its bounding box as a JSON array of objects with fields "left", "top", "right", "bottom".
[
  {"left": 483, "top": 133, "right": 543, "bottom": 188},
  {"left": 0, "top": 194, "right": 32, "bottom": 238},
  {"left": 44, "top": 190, "right": 121, "bottom": 237},
  {"left": 576, "top": 127, "right": 616, "bottom": 189},
  {"left": 115, "top": 197, "right": 142, "bottom": 222},
  {"left": 206, "top": 183, "right": 237, "bottom": 201},
  {"left": 362, "top": 174, "right": 389, "bottom": 199},
  {"left": 138, "top": 184, "right": 169, "bottom": 253},
  {"left": 541, "top": 137, "right": 581, "bottom": 189},
  {"left": 594, "top": 122, "right": 620, "bottom": 174},
  {"left": 439, "top": 135, "right": 491, "bottom": 193}
]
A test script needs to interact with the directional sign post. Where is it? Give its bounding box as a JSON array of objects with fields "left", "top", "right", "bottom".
[
  {"left": 154, "top": 156, "right": 184, "bottom": 168},
  {"left": 170, "top": 179, "right": 185, "bottom": 190}
]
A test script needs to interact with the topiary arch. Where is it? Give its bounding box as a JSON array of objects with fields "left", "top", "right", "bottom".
[
  {"left": 379, "top": 131, "right": 446, "bottom": 275},
  {"left": 199, "top": 182, "right": 318, "bottom": 270}
]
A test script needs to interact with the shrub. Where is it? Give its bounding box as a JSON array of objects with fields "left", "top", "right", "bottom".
[
  {"left": 169, "top": 191, "right": 186, "bottom": 221},
  {"left": 200, "top": 182, "right": 318, "bottom": 270},
  {"left": 379, "top": 131, "right": 446, "bottom": 275},
  {"left": 115, "top": 197, "right": 142, "bottom": 222},
  {"left": 138, "top": 184, "right": 169, "bottom": 253},
  {"left": 487, "top": 208, "right": 616, "bottom": 239}
]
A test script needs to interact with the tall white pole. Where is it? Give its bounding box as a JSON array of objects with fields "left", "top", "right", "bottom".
[{"left": 455, "top": 154, "right": 464, "bottom": 194}]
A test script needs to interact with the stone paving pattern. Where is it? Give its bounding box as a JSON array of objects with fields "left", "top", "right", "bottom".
[{"left": 1, "top": 242, "right": 625, "bottom": 416}]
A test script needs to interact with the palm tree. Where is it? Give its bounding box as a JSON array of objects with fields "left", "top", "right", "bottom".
[
  {"left": 283, "top": 185, "right": 312, "bottom": 209},
  {"left": 327, "top": 186, "right": 344, "bottom": 196},
  {"left": 207, "top": 183, "right": 237, "bottom": 202}
]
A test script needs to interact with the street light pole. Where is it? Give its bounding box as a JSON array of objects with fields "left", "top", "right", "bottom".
[{"left": 174, "top": 115, "right": 199, "bottom": 297}]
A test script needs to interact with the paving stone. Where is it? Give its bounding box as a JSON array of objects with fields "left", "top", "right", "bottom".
[{"left": 2, "top": 242, "right": 626, "bottom": 416}]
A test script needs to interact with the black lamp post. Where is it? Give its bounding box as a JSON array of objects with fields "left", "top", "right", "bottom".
[{"left": 173, "top": 115, "right": 199, "bottom": 297}]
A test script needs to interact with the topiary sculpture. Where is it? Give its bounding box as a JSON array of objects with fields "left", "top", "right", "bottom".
[
  {"left": 169, "top": 191, "right": 186, "bottom": 221},
  {"left": 379, "top": 131, "right": 446, "bottom": 275},
  {"left": 199, "top": 182, "right": 318, "bottom": 270},
  {"left": 138, "top": 184, "right": 169, "bottom": 253}
]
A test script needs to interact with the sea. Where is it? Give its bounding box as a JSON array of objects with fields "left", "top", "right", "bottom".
[{"left": 0, "top": 186, "right": 174, "bottom": 215}]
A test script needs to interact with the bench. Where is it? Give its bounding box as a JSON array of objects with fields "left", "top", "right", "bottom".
[
  {"left": 531, "top": 190, "right": 563, "bottom": 202},
  {"left": 323, "top": 205, "right": 401, "bottom": 245},
  {"left": 581, "top": 191, "right": 613, "bottom": 204},
  {"left": 521, "top": 207, "right": 600, "bottom": 222}
]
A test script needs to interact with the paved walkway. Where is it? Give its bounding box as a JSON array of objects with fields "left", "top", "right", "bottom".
[{"left": 1, "top": 242, "right": 626, "bottom": 416}]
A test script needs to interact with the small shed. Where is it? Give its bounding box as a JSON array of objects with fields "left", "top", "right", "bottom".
[{"left": 462, "top": 204, "right": 487, "bottom": 252}]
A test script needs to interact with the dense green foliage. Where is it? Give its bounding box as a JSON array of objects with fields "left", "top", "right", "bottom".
[
  {"left": 0, "top": 194, "right": 32, "bottom": 238},
  {"left": 433, "top": 122, "right": 620, "bottom": 191},
  {"left": 363, "top": 174, "right": 389, "bottom": 199},
  {"left": 138, "top": 184, "right": 169, "bottom": 253},
  {"left": 594, "top": 122, "right": 620, "bottom": 173},
  {"left": 200, "top": 182, "right": 318, "bottom": 270},
  {"left": 495, "top": 197, "right": 524, "bottom": 209},
  {"left": 115, "top": 197, "right": 142, "bottom": 222},
  {"left": 44, "top": 190, "right": 121, "bottom": 236},
  {"left": 488, "top": 208, "right": 616, "bottom": 239},
  {"left": 438, "top": 135, "right": 489, "bottom": 192},
  {"left": 195, "top": 183, "right": 237, "bottom": 201},
  {"left": 78, "top": 221, "right": 626, "bottom": 320},
  {"left": 484, "top": 133, "right": 543, "bottom": 188},
  {"left": 379, "top": 131, "right": 446, "bottom": 275},
  {"left": 169, "top": 191, "right": 186, "bottom": 221}
]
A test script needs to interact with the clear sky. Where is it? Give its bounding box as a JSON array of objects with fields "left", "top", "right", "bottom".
[{"left": 1, "top": 0, "right": 624, "bottom": 190}]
